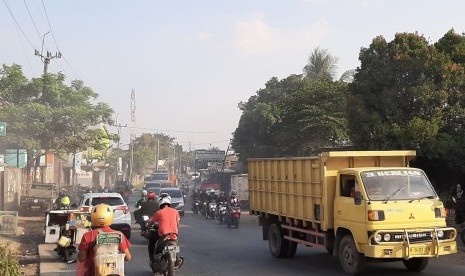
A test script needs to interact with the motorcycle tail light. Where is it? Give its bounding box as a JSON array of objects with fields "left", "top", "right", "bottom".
[
  {"left": 168, "top": 233, "right": 177, "bottom": 240},
  {"left": 80, "top": 206, "right": 90, "bottom": 212}
]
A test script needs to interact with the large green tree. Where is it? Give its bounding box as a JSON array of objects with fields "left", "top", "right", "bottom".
[
  {"left": 347, "top": 30, "right": 465, "bottom": 191},
  {"left": 0, "top": 64, "right": 115, "bottom": 180}
]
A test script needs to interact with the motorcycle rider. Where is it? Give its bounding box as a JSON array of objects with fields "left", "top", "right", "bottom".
[
  {"left": 145, "top": 193, "right": 180, "bottom": 267},
  {"left": 56, "top": 191, "right": 66, "bottom": 209},
  {"left": 139, "top": 191, "right": 159, "bottom": 234},
  {"left": 206, "top": 188, "right": 217, "bottom": 202},
  {"left": 216, "top": 191, "right": 227, "bottom": 205},
  {"left": 77, "top": 203, "right": 132, "bottom": 275},
  {"left": 228, "top": 190, "right": 240, "bottom": 205},
  {"left": 60, "top": 195, "right": 71, "bottom": 210},
  {"left": 135, "top": 190, "right": 148, "bottom": 208}
]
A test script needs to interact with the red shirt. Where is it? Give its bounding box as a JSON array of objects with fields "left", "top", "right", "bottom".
[
  {"left": 77, "top": 226, "right": 131, "bottom": 274},
  {"left": 151, "top": 207, "right": 180, "bottom": 237}
]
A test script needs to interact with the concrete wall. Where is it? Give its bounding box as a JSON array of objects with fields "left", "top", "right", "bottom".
[{"left": 0, "top": 165, "right": 23, "bottom": 211}]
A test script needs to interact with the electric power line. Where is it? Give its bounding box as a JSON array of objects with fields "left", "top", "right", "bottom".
[
  {"left": 133, "top": 126, "right": 216, "bottom": 134},
  {"left": 23, "top": 0, "right": 42, "bottom": 41},
  {"left": 40, "top": 0, "right": 81, "bottom": 80},
  {"left": 2, "top": 0, "right": 37, "bottom": 49}
]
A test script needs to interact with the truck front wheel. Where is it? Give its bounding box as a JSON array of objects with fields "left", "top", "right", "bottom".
[
  {"left": 338, "top": 235, "right": 366, "bottom": 275},
  {"left": 402, "top": 258, "right": 428, "bottom": 272}
]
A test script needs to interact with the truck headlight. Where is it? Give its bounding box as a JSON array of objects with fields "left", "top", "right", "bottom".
[
  {"left": 433, "top": 230, "right": 444, "bottom": 238},
  {"left": 374, "top": 233, "right": 382, "bottom": 243},
  {"left": 383, "top": 233, "right": 391, "bottom": 241},
  {"left": 33, "top": 199, "right": 39, "bottom": 203},
  {"left": 368, "top": 210, "right": 385, "bottom": 221}
]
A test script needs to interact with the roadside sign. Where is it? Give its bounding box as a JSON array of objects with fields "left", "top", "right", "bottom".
[
  {"left": 0, "top": 211, "right": 18, "bottom": 235},
  {"left": 0, "top": 122, "right": 6, "bottom": 136},
  {"left": 195, "top": 149, "right": 225, "bottom": 162}
]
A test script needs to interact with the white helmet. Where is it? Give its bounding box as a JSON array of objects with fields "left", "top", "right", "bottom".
[
  {"left": 158, "top": 193, "right": 172, "bottom": 207},
  {"left": 142, "top": 190, "right": 148, "bottom": 196},
  {"left": 207, "top": 188, "right": 215, "bottom": 195}
]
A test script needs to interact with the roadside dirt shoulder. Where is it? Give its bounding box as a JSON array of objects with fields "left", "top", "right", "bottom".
[{"left": 0, "top": 215, "right": 44, "bottom": 276}]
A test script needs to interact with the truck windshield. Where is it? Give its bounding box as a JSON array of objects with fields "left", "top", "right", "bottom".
[{"left": 360, "top": 169, "right": 436, "bottom": 201}]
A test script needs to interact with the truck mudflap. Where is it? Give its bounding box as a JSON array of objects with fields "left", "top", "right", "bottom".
[{"left": 363, "top": 227, "right": 457, "bottom": 259}]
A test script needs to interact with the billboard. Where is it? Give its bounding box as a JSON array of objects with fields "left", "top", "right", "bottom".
[{"left": 195, "top": 150, "right": 225, "bottom": 162}]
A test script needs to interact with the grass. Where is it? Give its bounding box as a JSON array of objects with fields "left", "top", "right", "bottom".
[{"left": 0, "top": 242, "right": 20, "bottom": 276}]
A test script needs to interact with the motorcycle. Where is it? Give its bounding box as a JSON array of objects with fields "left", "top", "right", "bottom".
[
  {"left": 225, "top": 203, "right": 241, "bottom": 229},
  {"left": 206, "top": 201, "right": 217, "bottom": 219},
  {"left": 200, "top": 201, "right": 208, "bottom": 217},
  {"left": 216, "top": 202, "right": 227, "bottom": 224},
  {"left": 54, "top": 226, "right": 77, "bottom": 263},
  {"left": 151, "top": 232, "right": 184, "bottom": 276},
  {"left": 192, "top": 199, "right": 200, "bottom": 214}
]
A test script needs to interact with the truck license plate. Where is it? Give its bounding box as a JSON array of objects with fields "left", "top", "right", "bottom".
[{"left": 409, "top": 245, "right": 430, "bottom": 255}]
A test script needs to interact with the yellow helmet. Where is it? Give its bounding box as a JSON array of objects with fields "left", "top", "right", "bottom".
[
  {"left": 61, "top": 196, "right": 70, "bottom": 206},
  {"left": 91, "top": 203, "right": 114, "bottom": 227}
]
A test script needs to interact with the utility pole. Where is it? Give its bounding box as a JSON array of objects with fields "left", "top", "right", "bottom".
[
  {"left": 114, "top": 117, "right": 127, "bottom": 182},
  {"left": 130, "top": 89, "right": 136, "bottom": 182},
  {"left": 34, "top": 32, "right": 61, "bottom": 74}
]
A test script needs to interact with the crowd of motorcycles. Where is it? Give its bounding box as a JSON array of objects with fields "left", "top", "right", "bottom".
[{"left": 192, "top": 193, "right": 241, "bottom": 229}]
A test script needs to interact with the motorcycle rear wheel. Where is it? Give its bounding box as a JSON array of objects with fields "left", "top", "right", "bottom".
[
  {"left": 167, "top": 254, "right": 175, "bottom": 276},
  {"left": 234, "top": 219, "right": 239, "bottom": 229}
]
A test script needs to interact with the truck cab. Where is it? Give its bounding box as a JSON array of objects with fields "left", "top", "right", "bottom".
[{"left": 334, "top": 168, "right": 456, "bottom": 273}]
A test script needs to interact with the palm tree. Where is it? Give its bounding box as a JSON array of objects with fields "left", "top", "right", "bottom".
[{"left": 303, "top": 47, "right": 354, "bottom": 82}]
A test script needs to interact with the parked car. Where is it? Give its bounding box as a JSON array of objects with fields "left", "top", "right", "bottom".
[
  {"left": 78, "top": 192, "right": 132, "bottom": 239},
  {"left": 159, "top": 187, "right": 185, "bottom": 216}
]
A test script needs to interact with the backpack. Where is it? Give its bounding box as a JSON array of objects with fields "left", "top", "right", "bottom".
[{"left": 92, "top": 230, "right": 125, "bottom": 276}]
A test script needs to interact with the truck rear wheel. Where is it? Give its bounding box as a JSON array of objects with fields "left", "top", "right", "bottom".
[
  {"left": 402, "top": 258, "right": 428, "bottom": 272},
  {"left": 268, "top": 224, "right": 286, "bottom": 258},
  {"left": 283, "top": 240, "right": 297, "bottom": 258},
  {"left": 338, "top": 235, "right": 366, "bottom": 275}
]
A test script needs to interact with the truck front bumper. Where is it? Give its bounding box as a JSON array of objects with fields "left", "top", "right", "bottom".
[{"left": 363, "top": 227, "right": 457, "bottom": 259}]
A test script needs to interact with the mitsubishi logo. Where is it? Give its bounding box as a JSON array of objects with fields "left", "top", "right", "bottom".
[{"left": 409, "top": 213, "right": 415, "bottom": 219}]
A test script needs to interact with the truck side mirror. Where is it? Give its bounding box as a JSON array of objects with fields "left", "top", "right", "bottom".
[{"left": 354, "top": 191, "right": 362, "bottom": 205}]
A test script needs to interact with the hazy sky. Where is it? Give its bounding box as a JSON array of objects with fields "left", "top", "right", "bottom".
[{"left": 1, "top": 0, "right": 464, "bottom": 151}]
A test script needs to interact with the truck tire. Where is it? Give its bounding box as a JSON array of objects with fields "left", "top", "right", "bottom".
[
  {"left": 268, "top": 224, "right": 286, "bottom": 258},
  {"left": 402, "top": 258, "right": 428, "bottom": 272},
  {"left": 283, "top": 240, "right": 297, "bottom": 258},
  {"left": 338, "top": 235, "right": 366, "bottom": 275}
]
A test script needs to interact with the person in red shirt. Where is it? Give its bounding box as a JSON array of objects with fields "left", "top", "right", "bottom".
[
  {"left": 77, "top": 203, "right": 132, "bottom": 275},
  {"left": 145, "top": 193, "right": 180, "bottom": 264}
]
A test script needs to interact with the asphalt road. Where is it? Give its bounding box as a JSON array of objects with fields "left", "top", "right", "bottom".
[
  {"left": 122, "top": 191, "right": 465, "bottom": 276},
  {"left": 39, "top": 186, "right": 465, "bottom": 275}
]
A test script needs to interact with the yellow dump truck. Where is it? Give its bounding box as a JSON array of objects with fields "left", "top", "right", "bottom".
[{"left": 248, "top": 151, "right": 457, "bottom": 275}]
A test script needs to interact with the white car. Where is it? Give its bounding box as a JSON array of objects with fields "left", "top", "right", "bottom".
[{"left": 78, "top": 192, "right": 132, "bottom": 239}]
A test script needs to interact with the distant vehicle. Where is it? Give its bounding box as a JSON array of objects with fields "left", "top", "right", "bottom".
[
  {"left": 146, "top": 187, "right": 163, "bottom": 198},
  {"left": 143, "top": 181, "right": 162, "bottom": 191},
  {"left": 78, "top": 192, "right": 132, "bottom": 239},
  {"left": 20, "top": 183, "right": 58, "bottom": 211},
  {"left": 159, "top": 187, "right": 185, "bottom": 216},
  {"left": 152, "top": 171, "right": 169, "bottom": 181}
]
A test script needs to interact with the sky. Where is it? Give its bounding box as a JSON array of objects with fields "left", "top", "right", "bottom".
[{"left": 1, "top": 0, "right": 465, "bottom": 152}]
